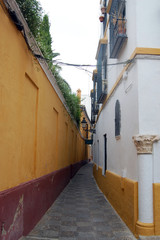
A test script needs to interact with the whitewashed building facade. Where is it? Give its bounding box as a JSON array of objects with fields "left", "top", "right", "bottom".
[{"left": 92, "top": 0, "right": 160, "bottom": 237}]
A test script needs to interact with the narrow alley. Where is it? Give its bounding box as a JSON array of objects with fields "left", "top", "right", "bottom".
[{"left": 22, "top": 163, "right": 137, "bottom": 240}]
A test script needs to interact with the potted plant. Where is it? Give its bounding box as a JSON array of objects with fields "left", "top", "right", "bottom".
[
  {"left": 101, "top": 6, "right": 106, "bottom": 14},
  {"left": 99, "top": 14, "right": 104, "bottom": 22},
  {"left": 118, "top": 14, "right": 126, "bottom": 34}
]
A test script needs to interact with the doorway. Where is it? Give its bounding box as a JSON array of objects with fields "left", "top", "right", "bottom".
[{"left": 103, "top": 134, "right": 107, "bottom": 175}]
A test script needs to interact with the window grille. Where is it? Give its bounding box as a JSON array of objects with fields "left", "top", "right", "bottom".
[
  {"left": 97, "top": 43, "right": 107, "bottom": 103},
  {"left": 91, "top": 71, "right": 99, "bottom": 124}
]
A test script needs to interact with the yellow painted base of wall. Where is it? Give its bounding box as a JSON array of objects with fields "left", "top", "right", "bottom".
[
  {"left": 136, "top": 221, "right": 154, "bottom": 236},
  {"left": 136, "top": 183, "right": 160, "bottom": 236},
  {"left": 93, "top": 164, "right": 138, "bottom": 236},
  {"left": 154, "top": 183, "right": 160, "bottom": 235},
  {"left": 93, "top": 165, "right": 160, "bottom": 237}
]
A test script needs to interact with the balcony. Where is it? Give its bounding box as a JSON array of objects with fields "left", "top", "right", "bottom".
[
  {"left": 97, "top": 79, "right": 107, "bottom": 103},
  {"left": 110, "top": 18, "right": 127, "bottom": 58},
  {"left": 96, "top": 40, "right": 107, "bottom": 104},
  {"left": 108, "top": 0, "right": 127, "bottom": 58}
]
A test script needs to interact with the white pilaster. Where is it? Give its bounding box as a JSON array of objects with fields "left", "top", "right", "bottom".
[
  {"left": 133, "top": 135, "right": 160, "bottom": 224},
  {"left": 138, "top": 154, "right": 153, "bottom": 223}
]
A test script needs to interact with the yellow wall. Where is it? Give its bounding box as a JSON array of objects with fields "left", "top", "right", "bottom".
[
  {"left": 80, "top": 109, "right": 92, "bottom": 160},
  {"left": 154, "top": 183, "right": 160, "bottom": 235},
  {"left": 0, "top": 1, "right": 87, "bottom": 191},
  {"left": 93, "top": 164, "right": 138, "bottom": 235},
  {"left": 80, "top": 111, "right": 91, "bottom": 140}
]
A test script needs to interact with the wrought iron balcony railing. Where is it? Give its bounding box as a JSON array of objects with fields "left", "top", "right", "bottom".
[{"left": 110, "top": 18, "right": 127, "bottom": 58}]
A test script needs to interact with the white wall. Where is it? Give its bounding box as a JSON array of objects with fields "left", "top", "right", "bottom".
[
  {"left": 136, "top": 0, "right": 160, "bottom": 48},
  {"left": 138, "top": 58, "right": 160, "bottom": 134},
  {"left": 137, "top": 57, "right": 160, "bottom": 184},
  {"left": 93, "top": 0, "right": 160, "bottom": 181},
  {"left": 107, "top": 0, "right": 137, "bottom": 92},
  {"left": 94, "top": 61, "right": 139, "bottom": 180},
  {"left": 107, "top": 0, "right": 160, "bottom": 92}
]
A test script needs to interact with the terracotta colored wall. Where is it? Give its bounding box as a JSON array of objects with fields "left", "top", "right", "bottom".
[
  {"left": 0, "top": 161, "right": 88, "bottom": 239},
  {"left": 93, "top": 164, "right": 138, "bottom": 235}
]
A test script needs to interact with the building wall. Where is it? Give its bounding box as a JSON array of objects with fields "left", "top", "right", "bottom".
[
  {"left": 94, "top": 61, "right": 139, "bottom": 180},
  {"left": 107, "top": 0, "right": 160, "bottom": 90},
  {"left": 136, "top": 0, "right": 160, "bottom": 48},
  {"left": 80, "top": 108, "right": 92, "bottom": 160},
  {"left": 137, "top": 59, "right": 160, "bottom": 134},
  {"left": 0, "top": 1, "right": 88, "bottom": 239},
  {"left": 94, "top": 0, "right": 160, "bottom": 237}
]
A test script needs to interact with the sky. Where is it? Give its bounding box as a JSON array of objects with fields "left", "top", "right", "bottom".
[{"left": 39, "top": 0, "right": 100, "bottom": 97}]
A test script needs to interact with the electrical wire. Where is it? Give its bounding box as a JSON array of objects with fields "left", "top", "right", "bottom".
[
  {"left": 3, "top": 1, "right": 135, "bottom": 76},
  {"left": 52, "top": 58, "right": 134, "bottom": 68}
]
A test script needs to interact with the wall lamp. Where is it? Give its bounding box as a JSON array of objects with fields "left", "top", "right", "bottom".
[{"left": 81, "top": 117, "right": 96, "bottom": 134}]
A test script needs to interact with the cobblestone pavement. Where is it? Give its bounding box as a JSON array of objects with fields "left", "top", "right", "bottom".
[{"left": 22, "top": 163, "right": 160, "bottom": 240}]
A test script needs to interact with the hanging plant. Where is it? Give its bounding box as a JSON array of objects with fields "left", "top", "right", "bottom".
[
  {"left": 99, "top": 15, "right": 104, "bottom": 22},
  {"left": 101, "top": 6, "right": 106, "bottom": 14}
]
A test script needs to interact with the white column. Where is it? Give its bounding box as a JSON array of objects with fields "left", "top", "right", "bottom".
[
  {"left": 133, "top": 135, "right": 160, "bottom": 224},
  {"left": 138, "top": 153, "right": 153, "bottom": 223}
]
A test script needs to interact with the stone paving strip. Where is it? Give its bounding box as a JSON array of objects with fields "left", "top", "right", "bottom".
[{"left": 21, "top": 163, "right": 160, "bottom": 240}]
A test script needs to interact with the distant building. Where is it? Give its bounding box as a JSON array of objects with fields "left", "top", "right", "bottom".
[
  {"left": 81, "top": 94, "right": 91, "bottom": 120},
  {"left": 92, "top": 0, "right": 160, "bottom": 237},
  {"left": 77, "top": 89, "right": 92, "bottom": 160}
]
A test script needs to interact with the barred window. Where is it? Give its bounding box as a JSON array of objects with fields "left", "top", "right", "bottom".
[{"left": 115, "top": 100, "right": 121, "bottom": 137}]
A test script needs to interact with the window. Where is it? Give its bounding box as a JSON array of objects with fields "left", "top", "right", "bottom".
[
  {"left": 97, "top": 43, "right": 107, "bottom": 103},
  {"left": 91, "top": 71, "right": 99, "bottom": 124},
  {"left": 109, "top": 0, "right": 127, "bottom": 58},
  {"left": 115, "top": 100, "right": 121, "bottom": 137}
]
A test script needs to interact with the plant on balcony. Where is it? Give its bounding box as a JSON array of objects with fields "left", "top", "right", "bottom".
[
  {"left": 109, "top": 0, "right": 127, "bottom": 58},
  {"left": 101, "top": 6, "right": 106, "bottom": 14},
  {"left": 111, "top": 11, "right": 117, "bottom": 26},
  {"left": 99, "top": 14, "right": 105, "bottom": 22},
  {"left": 117, "top": 14, "right": 126, "bottom": 34},
  {"left": 112, "top": 12, "right": 126, "bottom": 35}
]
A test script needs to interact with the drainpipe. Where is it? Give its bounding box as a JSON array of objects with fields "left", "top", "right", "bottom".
[{"left": 133, "top": 135, "right": 160, "bottom": 236}]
